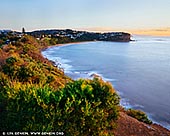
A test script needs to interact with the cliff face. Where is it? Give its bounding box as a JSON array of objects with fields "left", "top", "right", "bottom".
[{"left": 100, "top": 32, "right": 131, "bottom": 42}]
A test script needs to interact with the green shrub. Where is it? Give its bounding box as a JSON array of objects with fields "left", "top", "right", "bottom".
[
  {"left": 58, "top": 78, "right": 120, "bottom": 135},
  {"left": 6, "top": 57, "right": 17, "bottom": 65},
  {"left": 2, "top": 57, "right": 19, "bottom": 77},
  {"left": 2, "top": 64, "right": 18, "bottom": 77},
  {"left": 23, "top": 44, "right": 30, "bottom": 53},
  {"left": 49, "top": 38, "right": 57, "bottom": 45},
  {"left": 0, "top": 78, "right": 119, "bottom": 135},
  {"left": 0, "top": 73, "right": 9, "bottom": 92},
  {"left": 46, "top": 75, "right": 55, "bottom": 83},
  {"left": 17, "top": 66, "right": 33, "bottom": 82},
  {"left": 126, "top": 109, "right": 152, "bottom": 124}
]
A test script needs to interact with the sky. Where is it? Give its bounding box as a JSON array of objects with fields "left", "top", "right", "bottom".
[{"left": 0, "top": 0, "right": 170, "bottom": 35}]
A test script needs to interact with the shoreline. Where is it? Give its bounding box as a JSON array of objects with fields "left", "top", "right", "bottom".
[
  {"left": 41, "top": 41, "right": 96, "bottom": 51},
  {"left": 41, "top": 41, "right": 170, "bottom": 130},
  {"left": 1, "top": 33, "right": 169, "bottom": 134},
  {"left": 41, "top": 39, "right": 134, "bottom": 51}
]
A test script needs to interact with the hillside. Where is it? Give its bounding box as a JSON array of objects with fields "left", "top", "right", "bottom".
[
  {"left": 0, "top": 35, "right": 120, "bottom": 135},
  {"left": 113, "top": 109, "right": 170, "bottom": 136},
  {"left": 0, "top": 29, "right": 131, "bottom": 47},
  {"left": 0, "top": 34, "right": 169, "bottom": 135}
]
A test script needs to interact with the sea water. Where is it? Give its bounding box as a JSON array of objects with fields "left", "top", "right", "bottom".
[{"left": 42, "top": 35, "right": 170, "bottom": 129}]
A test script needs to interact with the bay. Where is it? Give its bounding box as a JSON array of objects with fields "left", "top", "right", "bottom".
[{"left": 42, "top": 35, "right": 170, "bottom": 129}]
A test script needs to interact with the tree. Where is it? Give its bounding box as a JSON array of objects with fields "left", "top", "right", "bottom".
[{"left": 22, "top": 27, "right": 25, "bottom": 34}]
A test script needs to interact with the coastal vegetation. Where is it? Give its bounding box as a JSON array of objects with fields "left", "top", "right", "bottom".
[
  {"left": 0, "top": 34, "right": 120, "bottom": 135},
  {"left": 1, "top": 31, "right": 168, "bottom": 135},
  {"left": 0, "top": 29, "right": 131, "bottom": 48},
  {"left": 126, "top": 109, "right": 152, "bottom": 124}
]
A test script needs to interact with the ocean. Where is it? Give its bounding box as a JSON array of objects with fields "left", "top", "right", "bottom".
[{"left": 42, "top": 35, "right": 170, "bottom": 129}]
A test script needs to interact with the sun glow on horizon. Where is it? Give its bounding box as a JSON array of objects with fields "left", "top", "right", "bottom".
[
  {"left": 129, "top": 28, "right": 170, "bottom": 36},
  {"left": 79, "top": 27, "right": 170, "bottom": 36}
]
